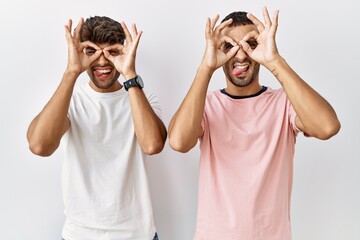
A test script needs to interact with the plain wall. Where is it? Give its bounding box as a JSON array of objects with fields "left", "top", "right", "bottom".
[{"left": 0, "top": 0, "right": 359, "bottom": 239}]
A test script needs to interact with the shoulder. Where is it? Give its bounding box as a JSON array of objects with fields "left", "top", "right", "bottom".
[
  {"left": 205, "top": 89, "right": 222, "bottom": 102},
  {"left": 263, "top": 87, "right": 289, "bottom": 102}
]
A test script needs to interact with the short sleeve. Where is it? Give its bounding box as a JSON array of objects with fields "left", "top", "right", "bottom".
[
  {"left": 287, "top": 100, "right": 301, "bottom": 137},
  {"left": 200, "top": 110, "right": 207, "bottom": 139},
  {"left": 200, "top": 94, "right": 211, "bottom": 140}
]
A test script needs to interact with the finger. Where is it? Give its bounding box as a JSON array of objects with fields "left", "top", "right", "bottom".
[
  {"left": 205, "top": 17, "right": 211, "bottom": 39},
  {"left": 88, "top": 50, "right": 103, "bottom": 63},
  {"left": 221, "top": 35, "right": 238, "bottom": 48},
  {"left": 247, "top": 12, "right": 264, "bottom": 32},
  {"left": 239, "top": 40, "right": 253, "bottom": 55},
  {"left": 81, "top": 41, "right": 101, "bottom": 50},
  {"left": 73, "top": 18, "right": 84, "bottom": 41},
  {"left": 103, "top": 49, "right": 115, "bottom": 62},
  {"left": 121, "top": 21, "right": 133, "bottom": 43},
  {"left": 80, "top": 41, "right": 100, "bottom": 55},
  {"left": 225, "top": 45, "right": 240, "bottom": 59},
  {"left": 132, "top": 23, "right": 138, "bottom": 37},
  {"left": 269, "top": 10, "right": 279, "bottom": 36},
  {"left": 262, "top": 6, "right": 272, "bottom": 29},
  {"left": 131, "top": 30, "right": 143, "bottom": 52},
  {"left": 65, "top": 19, "right": 72, "bottom": 32},
  {"left": 216, "top": 18, "right": 233, "bottom": 33},
  {"left": 220, "top": 36, "right": 239, "bottom": 54},
  {"left": 210, "top": 15, "right": 220, "bottom": 30},
  {"left": 103, "top": 44, "right": 124, "bottom": 57},
  {"left": 64, "top": 19, "right": 73, "bottom": 42},
  {"left": 241, "top": 31, "right": 259, "bottom": 42},
  {"left": 103, "top": 43, "right": 124, "bottom": 51}
]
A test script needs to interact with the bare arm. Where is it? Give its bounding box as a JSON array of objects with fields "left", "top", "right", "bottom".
[
  {"left": 168, "top": 16, "right": 239, "bottom": 152},
  {"left": 128, "top": 87, "right": 167, "bottom": 154},
  {"left": 104, "top": 22, "right": 166, "bottom": 154},
  {"left": 268, "top": 57, "right": 340, "bottom": 139},
  {"left": 27, "top": 18, "right": 102, "bottom": 156},
  {"left": 27, "top": 72, "right": 76, "bottom": 156},
  {"left": 242, "top": 7, "right": 340, "bottom": 139},
  {"left": 168, "top": 66, "right": 212, "bottom": 153}
]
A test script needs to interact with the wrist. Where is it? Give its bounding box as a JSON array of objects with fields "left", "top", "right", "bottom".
[
  {"left": 264, "top": 54, "right": 285, "bottom": 72},
  {"left": 122, "top": 70, "right": 137, "bottom": 81},
  {"left": 196, "top": 64, "right": 215, "bottom": 83},
  {"left": 123, "top": 75, "right": 144, "bottom": 91},
  {"left": 61, "top": 70, "right": 80, "bottom": 86},
  {"left": 64, "top": 69, "right": 81, "bottom": 80},
  {"left": 199, "top": 61, "right": 216, "bottom": 75},
  {"left": 265, "top": 56, "right": 291, "bottom": 81},
  {"left": 65, "top": 65, "right": 82, "bottom": 76}
]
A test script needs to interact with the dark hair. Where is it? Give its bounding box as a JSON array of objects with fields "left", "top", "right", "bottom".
[
  {"left": 80, "top": 16, "right": 125, "bottom": 44},
  {"left": 221, "top": 11, "right": 254, "bottom": 27}
]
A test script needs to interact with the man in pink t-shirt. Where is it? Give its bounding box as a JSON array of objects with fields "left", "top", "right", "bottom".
[{"left": 169, "top": 7, "right": 340, "bottom": 240}]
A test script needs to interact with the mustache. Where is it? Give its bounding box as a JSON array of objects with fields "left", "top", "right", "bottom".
[
  {"left": 92, "top": 64, "right": 114, "bottom": 69},
  {"left": 232, "top": 59, "right": 251, "bottom": 65}
]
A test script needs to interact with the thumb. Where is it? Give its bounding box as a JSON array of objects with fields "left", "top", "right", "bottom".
[
  {"left": 103, "top": 49, "right": 115, "bottom": 62},
  {"left": 225, "top": 45, "right": 239, "bottom": 59},
  {"left": 239, "top": 40, "right": 253, "bottom": 56}
]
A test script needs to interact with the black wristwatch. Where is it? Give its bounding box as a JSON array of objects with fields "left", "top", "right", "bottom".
[{"left": 123, "top": 75, "right": 144, "bottom": 91}]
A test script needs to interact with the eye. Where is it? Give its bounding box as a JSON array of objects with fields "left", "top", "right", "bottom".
[
  {"left": 247, "top": 40, "right": 258, "bottom": 49},
  {"left": 225, "top": 42, "right": 233, "bottom": 49},
  {"left": 223, "top": 42, "right": 234, "bottom": 52},
  {"left": 84, "top": 47, "right": 96, "bottom": 55},
  {"left": 109, "top": 50, "right": 120, "bottom": 56}
]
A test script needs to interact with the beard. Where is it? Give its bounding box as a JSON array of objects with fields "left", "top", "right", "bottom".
[
  {"left": 223, "top": 61, "right": 260, "bottom": 87},
  {"left": 86, "top": 65, "right": 120, "bottom": 90},
  {"left": 90, "top": 72, "right": 120, "bottom": 89}
]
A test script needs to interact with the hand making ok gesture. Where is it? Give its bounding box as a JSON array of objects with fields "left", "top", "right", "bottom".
[
  {"left": 240, "top": 7, "right": 281, "bottom": 68},
  {"left": 103, "top": 22, "right": 142, "bottom": 80},
  {"left": 201, "top": 15, "right": 240, "bottom": 72},
  {"left": 64, "top": 18, "right": 102, "bottom": 75}
]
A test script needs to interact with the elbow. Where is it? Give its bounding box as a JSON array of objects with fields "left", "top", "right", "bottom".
[
  {"left": 28, "top": 140, "right": 56, "bottom": 157},
  {"left": 316, "top": 120, "right": 341, "bottom": 140},
  {"left": 142, "top": 140, "right": 166, "bottom": 155},
  {"left": 169, "top": 135, "right": 193, "bottom": 153}
]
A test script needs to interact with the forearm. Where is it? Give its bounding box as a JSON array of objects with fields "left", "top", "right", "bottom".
[
  {"left": 27, "top": 71, "right": 78, "bottom": 156},
  {"left": 128, "top": 88, "right": 167, "bottom": 155},
  {"left": 268, "top": 57, "right": 341, "bottom": 139},
  {"left": 168, "top": 65, "right": 213, "bottom": 152}
]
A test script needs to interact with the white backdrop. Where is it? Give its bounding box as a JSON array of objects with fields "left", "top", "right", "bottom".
[{"left": 0, "top": 0, "right": 359, "bottom": 239}]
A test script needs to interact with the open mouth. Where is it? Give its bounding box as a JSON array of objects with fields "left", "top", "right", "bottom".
[
  {"left": 94, "top": 67, "right": 113, "bottom": 79},
  {"left": 232, "top": 63, "right": 249, "bottom": 76}
]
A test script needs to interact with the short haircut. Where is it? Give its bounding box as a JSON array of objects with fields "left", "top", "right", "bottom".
[
  {"left": 80, "top": 16, "right": 125, "bottom": 44},
  {"left": 221, "top": 11, "right": 254, "bottom": 27}
]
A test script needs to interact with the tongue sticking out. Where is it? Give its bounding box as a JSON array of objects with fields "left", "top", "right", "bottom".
[
  {"left": 232, "top": 67, "right": 247, "bottom": 76},
  {"left": 94, "top": 69, "right": 111, "bottom": 77}
]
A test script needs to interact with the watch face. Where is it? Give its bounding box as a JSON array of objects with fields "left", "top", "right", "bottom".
[
  {"left": 136, "top": 76, "right": 144, "bottom": 88},
  {"left": 124, "top": 75, "right": 144, "bottom": 91}
]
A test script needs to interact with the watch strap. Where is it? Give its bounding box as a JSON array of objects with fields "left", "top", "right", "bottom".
[{"left": 123, "top": 76, "right": 142, "bottom": 91}]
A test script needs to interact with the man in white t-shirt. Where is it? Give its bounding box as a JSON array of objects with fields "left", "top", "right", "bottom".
[
  {"left": 27, "top": 16, "right": 166, "bottom": 240},
  {"left": 168, "top": 7, "right": 340, "bottom": 240}
]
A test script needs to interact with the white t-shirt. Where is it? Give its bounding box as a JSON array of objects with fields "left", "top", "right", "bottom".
[{"left": 61, "top": 82, "right": 161, "bottom": 240}]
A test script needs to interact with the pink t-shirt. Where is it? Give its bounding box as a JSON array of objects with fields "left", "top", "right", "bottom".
[{"left": 195, "top": 87, "right": 300, "bottom": 240}]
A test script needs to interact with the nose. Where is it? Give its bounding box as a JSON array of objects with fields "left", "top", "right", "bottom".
[
  {"left": 234, "top": 47, "right": 248, "bottom": 62},
  {"left": 97, "top": 52, "right": 109, "bottom": 66}
]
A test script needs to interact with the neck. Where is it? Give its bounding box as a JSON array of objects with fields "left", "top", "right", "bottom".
[
  {"left": 89, "top": 80, "right": 122, "bottom": 93},
  {"left": 224, "top": 81, "right": 262, "bottom": 97}
]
